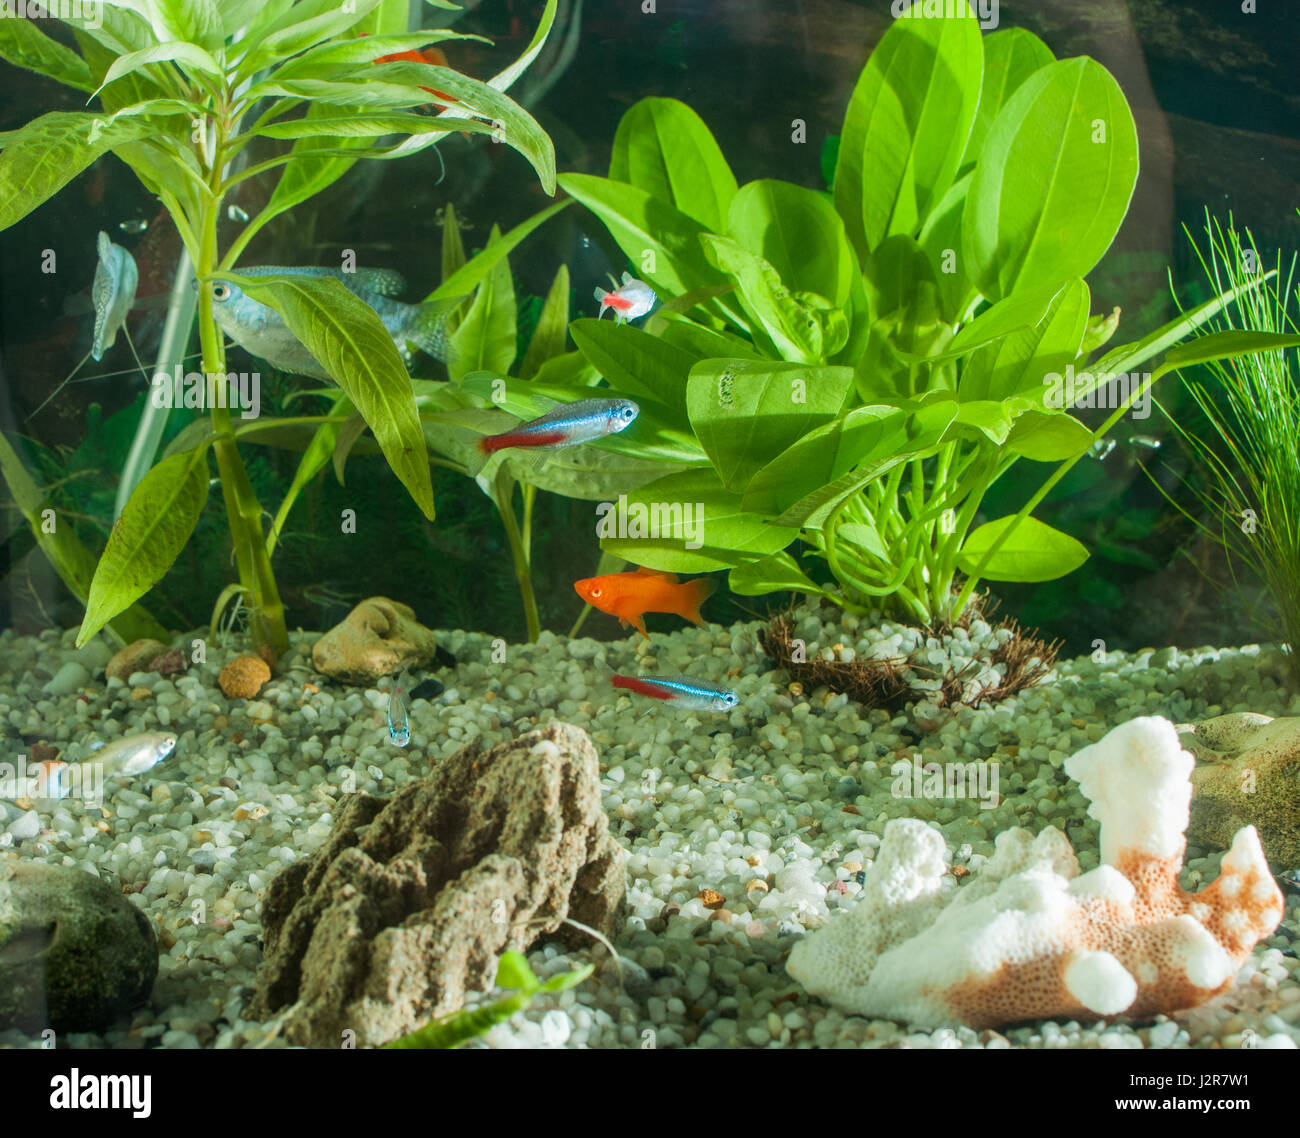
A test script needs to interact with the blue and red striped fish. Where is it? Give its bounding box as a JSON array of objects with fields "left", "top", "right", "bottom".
[
  {"left": 477, "top": 397, "right": 638, "bottom": 458},
  {"left": 612, "top": 674, "right": 739, "bottom": 712}
]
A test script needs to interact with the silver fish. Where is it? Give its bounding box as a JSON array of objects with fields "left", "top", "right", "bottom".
[
  {"left": 208, "top": 266, "right": 462, "bottom": 382},
  {"left": 91, "top": 230, "right": 139, "bottom": 362},
  {"left": 40, "top": 732, "right": 177, "bottom": 801}
]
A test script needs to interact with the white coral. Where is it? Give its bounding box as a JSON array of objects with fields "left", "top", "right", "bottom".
[{"left": 787, "top": 716, "right": 1285, "bottom": 1029}]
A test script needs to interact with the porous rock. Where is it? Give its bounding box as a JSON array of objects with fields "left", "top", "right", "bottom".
[
  {"left": 1180, "top": 712, "right": 1300, "bottom": 867},
  {"left": 245, "top": 722, "right": 626, "bottom": 1047},
  {"left": 0, "top": 862, "right": 158, "bottom": 1033},
  {"left": 310, "top": 597, "right": 440, "bottom": 685}
]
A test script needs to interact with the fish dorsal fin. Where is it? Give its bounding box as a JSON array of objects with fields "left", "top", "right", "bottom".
[
  {"left": 621, "top": 271, "right": 634, "bottom": 285},
  {"left": 635, "top": 566, "right": 678, "bottom": 583}
]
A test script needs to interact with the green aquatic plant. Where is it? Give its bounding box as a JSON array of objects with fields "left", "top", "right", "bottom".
[
  {"left": 0, "top": 0, "right": 563, "bottom": 653},
  {"left": 530, "top": 9, "right": 1300, "bottom": 627},
  {"left": 382, "top": 950, "right": 593, "bottom": 1049},
  {"left": 1163, "top": 216, "right": 1300, "bottom": 683}
]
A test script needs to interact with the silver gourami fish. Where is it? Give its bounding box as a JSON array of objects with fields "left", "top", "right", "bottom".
[
  {"left": 91, "top": 230, "right": 139, "bottom": 362},
  {"left": 209, "top": 267, "right": 462, "bottom": 382},
  {"left": 611, "top": 674, "right": 739, "bottom": 712},
  {"left": 477, "top": 397, "right": 639, "bottom": 457}
]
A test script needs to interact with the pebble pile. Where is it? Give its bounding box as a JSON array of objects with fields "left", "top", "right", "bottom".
[{"left": 1, "top": 605, "right": 1297, "bottom": 1049}]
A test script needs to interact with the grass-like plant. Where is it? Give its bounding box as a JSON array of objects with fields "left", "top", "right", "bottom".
[
  {"left": 1163, "top": 216, "right": 1300, "bottom": 682},
  {"left": 0, "top": 0, "right": 563, "bottom": 653}
]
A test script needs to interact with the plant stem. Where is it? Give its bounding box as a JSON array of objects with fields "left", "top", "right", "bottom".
[
  {"left": 198, "top": 137, "right": 288, "bottom": 654},
  {"left": 494, "top": 466, "right": 540, "bottom": 643}
]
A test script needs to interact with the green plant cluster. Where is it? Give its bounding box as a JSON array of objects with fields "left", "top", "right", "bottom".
[
  {"left": 0, "top": 0, "right": 565, "bottom": 652},
  {"left": 469, "top": 8, "right": 1300, "bottom": 628}
]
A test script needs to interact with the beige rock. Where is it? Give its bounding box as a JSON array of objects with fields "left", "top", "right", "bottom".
[
  {"left": 244, "top": 722, "right": 626, "bottom": 1047},
  {"left": 106, "top": 639, "right": 168, "bottom": 682},
  {"left": 1179, "top": 712, "right": 1300, "bottom": 867},
  {"left": 310, "top": 597, "right": 439, "bottom": 685}
]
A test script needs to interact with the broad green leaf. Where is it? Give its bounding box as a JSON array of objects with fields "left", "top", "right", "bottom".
[
  {"left": 77, "top": 446, "right": 209, "bottom": 646},
  {"left": 700, "top": 235, "right": 826, "bottom": 362},
  {"left": 250, "top": 113, "right": 476, "bottom": 141},
  {"left": 557, "top": 172, "right": 741, "bottom": 323},
  {"left": 230, "top": 273, "right": 435, "bottom": 520},
  {"left": 95, "top": 41, "right": 224, "bottom": 97},
  {"left": 956, "top": 515, "right": 1088, "bottom": 582},
  {"left": 0, "top": 17, "right": 94, "bottom": 91},
  {"left": 963, "top": 57, "right": 1138, "bottom": 301},
  {"left": 960, "top": 28, "right": 1054, "bottom": 168},
  {"left": 60, "top": 3, "right": 154, "bottom": 58},
  {"left": 569, "top": 319, "right": 697, "bottom": 417},
  {"left": 836, "top": 522, "right": 890, "bottom": 564},
  {"left": 946, "top": 279, "right": 1069, "bottom": 359},
  {"left": 441, "top": 202, "right": 466, "bottom": 287},
  {"left": 598, "top": 468, "right": 799, "bottom": 574},
  {"left": 150, "top": 0, "right": 225, "bottom": 52},
  {"left": 958, "top": 277, "right": 1089, "bottom": 404},
  {"left": 686, "top": 359, "right": 854, "bottom": 492},
  {"left": 496, "top": 951, "right": 540, "bottom": 992},
  {"left": 519, "top": 264, "right": 570, "bottom": 380},
  {"left": 946, "top": 397, "right": 1015, "bottom": 444},
  {"left": 729, "top": 551, "right": 834, "bottom": 599},
  {"left": 1005, "top": 410, "right": 1094, "bottom": 461},
  {"left": 609, "top": 97, "right": 737, "bottom": 232},
  {"left": 449, "top": 227, "right": 517, "bottom": 380},
  {"left": 332, "top": 413, "right": 368, "bottom": 485},
  {"left": 238, "top": 0, "right": 383, "bottom": 77},
  {"left": 529, "top": 349, "right": 602, "bottom": 389},
  {"left": 266, "top": 30, "right": 485, "bottom": 82},
  {"left": 656, "top": 318, "right": 762, "bottom": 362},
  {"left": 741, "top": 405, "right": 910, "bottom": 516},
  {"left": 727, "top": 179, "right": 855, "bottom": 308},
  {"left": 918, "top": 172, "right": 976, "bottom": 324},
  {"left": 218, "top": 0, "right": 272, "bottom": 34},
  {"left": 431, "top": 201, "right": 570, "bottom": 301},
  {"left": 267, "top": 415, "right": 347, "bottom": 558},
  {"left": 0, "top": 112, "right": 155, "bottom": 231},
  {"left": 835, "top": 6, "right": 983, "bottom": 260}
]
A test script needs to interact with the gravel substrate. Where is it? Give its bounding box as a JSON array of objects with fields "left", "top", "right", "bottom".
[{"left": 1, "top": 605, "right": 1298, "bottom": 1050}]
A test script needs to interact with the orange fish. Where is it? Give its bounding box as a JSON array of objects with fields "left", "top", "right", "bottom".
[
  {"left": 363, "top": 36, "right": 458, "bottom": 111},
  {"left": 573, "top": 567, "right": 716, "bottom": 637}
]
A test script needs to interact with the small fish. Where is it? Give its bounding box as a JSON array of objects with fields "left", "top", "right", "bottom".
[
  {"left": 91, "top": 230, "right": 139, "bottom": 362},
  {"left": 477, "top": 397, "right": 639, "bottom": 458},
  {"left": 40, "top": 732, "right": 178, "bottom": 800},
  {"left": 368, "top": 39, "right": 459, "bottom": 112},
  {"left": 208, "top": 266, "right": 463, "bottom": 382},
  {"left": 118, "top": 218, "right": 148, "bottom": 234},
  {"left": 573, "top": 566, "right": 715, "bottom": 638},
  {"left": 612, "top": 674, "right": 739, "bottom": 712},
  {"left": 227, "top": 204, "right": 250, "bottom": 222},
  {"left": 387, "top": 685, "right": 410, "bottom": 747},
  {"left": 595, "top": 272, "right": 656, "bottom": 323}
]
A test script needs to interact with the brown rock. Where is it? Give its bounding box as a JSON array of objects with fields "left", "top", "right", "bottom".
[
  {"left": 1180, "top": 713, "right": 1300, "bottom": 867},
  {"left": 29, "top": 741, "right": 60, "bottom": 765},
  {"left": 698, "top": 888, "right": 725, "bottom": 910},
  {"left": 256, "top": 643, "right": 276, "bottom": 671},
  {"left": 244, "top": 722, "right": 626, "bottom": 1047},
  {"left": 218, "top": 655, "right": 271, "bottom": 700},
  {"left": 310, "top": 597, "right": 439, "bottom": 685},
  {"left": 106, "top": 639, "right": 168, "bottom": 682}
]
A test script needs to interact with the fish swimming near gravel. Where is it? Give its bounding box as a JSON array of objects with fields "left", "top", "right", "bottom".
[
  {"left": 387, "top": 684, "right": 410, "bottom": 747},
  {"left": 611, "top": 674, "right": 739, "bottom": 712},
  {"left": 208, "top": 267, "right": 463, "bottom": 382},
  {"left": 573, "top": 566, "right": 716, "bottom": 638},
  {"left": 36, "top": 732, "right": 177, "bottom": 801}
]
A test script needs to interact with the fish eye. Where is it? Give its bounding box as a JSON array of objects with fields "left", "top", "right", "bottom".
[
  {"left": 590, "top": 586, "right": 602, "bottom": 599},
  {"left": 211, "top": 282, "right": 231, "bottom": 301}
]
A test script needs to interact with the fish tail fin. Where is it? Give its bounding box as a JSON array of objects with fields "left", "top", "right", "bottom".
[
  {"left": 681, "top": 575, "right": 717, "bottom": 627},
  {"left": 408, "top": 295, "right": 467, "bottom": 365},
  {"left": 593, "top": 287, "right": 609, "bottom": 318}
]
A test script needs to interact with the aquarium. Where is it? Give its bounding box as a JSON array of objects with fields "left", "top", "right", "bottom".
[{"left": 1, "top": 0, "right": 1298, "bottom": 1083}]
